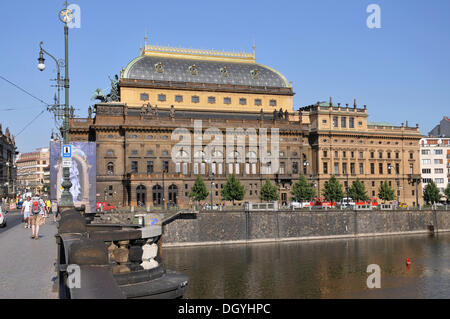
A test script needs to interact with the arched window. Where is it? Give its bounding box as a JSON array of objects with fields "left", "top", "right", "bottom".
[
  {"left": 107, "top": 162, "right": 114, "bottom": 175},
  {"left": 152, "top": 185, "right": 162, "bottom": 206},
  {"left": 168, "top": 184, "right": 178, "bottom": 206},
  {"left": 136, "top": 185, "right": 146, "bottom": 206}
]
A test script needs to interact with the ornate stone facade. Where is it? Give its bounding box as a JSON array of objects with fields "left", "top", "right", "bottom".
[{"left": 69, "top": 43, "right": 423, "bottom": 208}]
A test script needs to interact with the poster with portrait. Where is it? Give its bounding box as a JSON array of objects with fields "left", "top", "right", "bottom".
[{"left": 50, "top": 141, "right": 96, "bottom": 213}]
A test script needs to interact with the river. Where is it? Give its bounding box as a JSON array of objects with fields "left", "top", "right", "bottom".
[{"left": 162, "top": 233, "right": 450, "bottom": 298}]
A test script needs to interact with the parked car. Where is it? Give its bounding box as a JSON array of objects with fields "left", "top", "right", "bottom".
[
  {"left": 0, "top": 207, "right": 6, "bottom": 228},
  {"left": 96, "top": 202, "right": 117, "bottom": 212}
]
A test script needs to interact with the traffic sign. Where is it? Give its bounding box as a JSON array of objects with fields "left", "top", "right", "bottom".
[
  {"left": 62, "top": 145, "right": 72, "bottom": 158},
  {"left": 62, "top": 158, "right": 72, "bottom": 168}
]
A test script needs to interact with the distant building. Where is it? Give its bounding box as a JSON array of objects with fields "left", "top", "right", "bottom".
[
  {"left": 16, "top": 148, "right": 50, "bottom": 195},
  {"left": 69, "top": 41, "right": 424, "bottom": 208},
  {"left": 420, "top": 138, "right": 450, "bottom": 199},
  {"left": 429, "top": 116, "right": 450, "bottom": 137},
  {"left": 0, "top": 124, "right": 17, "bottom": 198}
]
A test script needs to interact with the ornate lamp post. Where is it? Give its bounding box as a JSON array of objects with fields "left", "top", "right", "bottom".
[{"left": 38, "top": 2, "right": 74, "bottom": 208}]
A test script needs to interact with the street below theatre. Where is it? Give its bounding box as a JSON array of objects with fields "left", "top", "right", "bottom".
[{"left": 0, "top": 210, "right": 58, "bottom": 299}]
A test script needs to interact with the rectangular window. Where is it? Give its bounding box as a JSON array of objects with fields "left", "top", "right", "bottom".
[
  {"left": 342, "top": 163, "right": 347, "bottom": 174},
  {"left": 323, "top": 162, "right": 328, "bottom": 174},
  {"left": 421, "top": 150, "right": 430, "bottom": 155},
  {"left": 254, "top": 99, "right": 262, "bottom": 106},
  {"left": 158, "top": 94, "right": 166, "bottom": 102},
  {"left": 387, "top": 152, "right": 391, "bottom": 159},
  {"left": 208, "top": 96, "right": 216, "bottom": 104},
  {"left": 292, "top": 162, "right": 299, "bottom": 174},
  {"left": 280, "top": 162, "right": 285, "bottom": 174},
  {"left": 131, "top": 161, "right": 138, "bottom": 173},
  {"left": 341, "top": 117, "right": 347, "bottom": 128},
  {"left": 333, "top": 116, "right": 338, "bottom": 128},
  {"left": 422, "top": 159, "right": 431, "bottom": 165},
  {"left": 350, "top": 163, "right": 355, "bottom": 174},
  {"left": 435, "top": 178, "right": 444, "bottom": 184},
  {"left": 396, "top": 163, "right": 400, "bottom": 174},
  {"left": 359, "top": 152, "right": 364, "bottom": 159},
  {"left": 435, "top": 149, "right": 443, "bottom": 155},
  {"left": 434, "top": 159, "right": 443, "bottom": 164},
  {"left": 323, "top": 150, "right": 328, "bottom": 157},
  {"left": 176, "top": 162, "right": 181, "bottom": 173},
  {"left": 140, "top": 93, "right": 149, "bottom": 101},
  {"left": 270, "top": 99, "right": 277, "bottom": 107},
  {"left": 359, "top": 163, "right": 364, "bottom": 174},
  {"left": 422, "top": 168, "right": 431, "bottom": 174},
  {"left": 379, "top": 152, "right": 383, "bottom": 159},
  {"left": 192, "top": 96, "right": 200, "bottom": 103},
  {"left": 371, "top": 163, "right": 375, "bottom": 174},
  {"left": 183, "top": 163, "right": 188, "bottom": 175},
  {"left": 163, "top": 161, "right": 169, "bottom": 173},
  {"left": 224, "top": 97, "right": 231, "bottom": 104},
  {"left": 379, "top": 163, "right": 383, "bottom": 174},
  {"left": 239, "top": 98, "right": 247, "bottom": 105},
  {"left": 147, "top": 161, "right": 153, "bottom": 174},
  {"left": 175, "top": 95, "right": 183, "bottom": 102},
  {"left": 396, "top": 153, "right": 399, "bottom": 159},
  {"left": 334, "top": 163, "right": 339, "bottom": 174},
  {"left": 370, "top": 152, "right": 374, "bottom": 159},
  {"left": 435, "top": 168, "right": 444, "bottom": 174},
  {"left": 349, "top": 117, "right": 355, "bottom": 128}
]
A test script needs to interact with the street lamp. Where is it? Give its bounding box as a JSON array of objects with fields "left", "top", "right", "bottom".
[
  {"left": 209, "top": 173, "right": 215, "bottom": 210},
  {"left": 38, "top": 2, "right": 74, "bottom": 209}
]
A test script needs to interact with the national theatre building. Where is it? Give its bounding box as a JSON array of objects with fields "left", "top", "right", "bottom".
[{"left": 69, "top": 41, "right": 424, "bottom": 208}]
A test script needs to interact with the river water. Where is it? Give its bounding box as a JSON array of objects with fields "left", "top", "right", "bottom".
[{"left": 162, "top": 233, "right": 450, "bottom": 298}]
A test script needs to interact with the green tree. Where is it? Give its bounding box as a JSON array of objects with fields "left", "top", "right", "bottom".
[
  {"left": 221, "top": 174, "right": 246, "bottom": 205},
  {"left": 423, "top": 181, "right": 441, "bottom": 205},
  {"left": 348, "top": 179, "right": 369, "bottom": 202},
  {"left": 378, "top": 181, "right": 395, "bottom": 203},
  {"left": 189, "top": 175, "right": 209, "bottom": 203},
  {"left": 259, "top": 179, "right": 279, "bottom": 202},
  {"left": 291, "top": 175, "right": 316, "bottom": 202},
  {"left": 322, "top": 175, "right": 345, "bottom": 203},
  {"left": 444, "top": 183, "right": 450, "bottom": 203}
]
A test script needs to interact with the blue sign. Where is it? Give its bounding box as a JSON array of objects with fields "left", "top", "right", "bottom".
[{"left": 62, "top": 145, "right": 72, "bottom": 158}]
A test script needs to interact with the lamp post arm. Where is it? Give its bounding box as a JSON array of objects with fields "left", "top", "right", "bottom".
[{"left": 39, "top": 42, "right": 61, "bottom": 76}]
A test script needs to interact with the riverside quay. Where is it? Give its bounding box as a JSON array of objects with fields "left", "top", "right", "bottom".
[{"left": 69, "top": 42, "right": 423, "bottom": 209}]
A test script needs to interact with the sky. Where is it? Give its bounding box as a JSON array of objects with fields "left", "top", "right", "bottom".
[{"left": 0, "top": 0, "right": 449, "bottom": 153}]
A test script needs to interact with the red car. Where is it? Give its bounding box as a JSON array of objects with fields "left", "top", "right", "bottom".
[{"left": 96, "top": 202, "right": 117, "bottom": 212}]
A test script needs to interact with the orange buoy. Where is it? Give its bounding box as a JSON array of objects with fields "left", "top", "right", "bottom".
[{"left": 406, "top": 258, "right": 411, "bottom": 265}]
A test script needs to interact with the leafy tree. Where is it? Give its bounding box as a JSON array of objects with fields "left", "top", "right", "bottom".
[
  {"left": 348, "top": 179, "right": 369, "bottom": 202},
  {"left": 444, "top": 183, "right": 450, "bottom": 203},
  {"left": 322, "top": 175, "right": 345, "bottom": 203},
  {"left": 189, "top": 175, "right": 209, "bottom": 203},
  {"left": 259, "top": 179, "right": 279, "bottom": 202},
  {"left": 221, "top": 174, "right": 246, "bottom": 205},
  {"left": 378, "top": 181, "right": 395, "bottom": 203},
  {"left": 423, "top": 181, "right": 441, "bottom": 205},
  {"left": 291, "top": 175, "right": 316, "bottom": 202}
]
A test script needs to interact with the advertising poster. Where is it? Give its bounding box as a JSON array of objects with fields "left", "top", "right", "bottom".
[{"left": 50, "top": 141, "right": 96, "bottom": 213}]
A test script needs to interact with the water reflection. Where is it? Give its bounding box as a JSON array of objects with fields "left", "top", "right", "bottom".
[{"left": 162, "top": 233, "right": 450, "bottom": 298}]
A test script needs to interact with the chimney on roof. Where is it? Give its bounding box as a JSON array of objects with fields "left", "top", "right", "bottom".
[
  {"left": 406, "top": 120, "right": 409, "bottom": 127},
  {"left": 329, "top": 97, "right": 333, "bottom": 106},
  {"left": 354, "top": 99, "right": 357, "bottom": 108}
]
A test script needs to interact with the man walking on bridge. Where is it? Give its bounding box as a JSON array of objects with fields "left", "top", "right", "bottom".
[
  {"left": 21, "top": 196, "right": 32, "bottom": 229},
  {"left": 29, "top": 194, "right": 47, "bottom": 240}
]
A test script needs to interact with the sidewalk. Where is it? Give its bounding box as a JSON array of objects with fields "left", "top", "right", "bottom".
[{"left": 0, "top": 214, "right": 58, "bottom": 299}]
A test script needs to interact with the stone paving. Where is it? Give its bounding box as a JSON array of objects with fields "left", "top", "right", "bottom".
[{"left": 0, "top": 212, "right": 58, "bottom": 299}]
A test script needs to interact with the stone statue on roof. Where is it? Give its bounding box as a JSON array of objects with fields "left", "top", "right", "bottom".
[
  {"left": 170, "top": 105, "right": 175, "bottom": 119},
  {"left": 260, "top": 108, "right": 264, "bottom": 121},
  {"left": 88, "top": 106, "right": 93, "bottom": 119},
  {"left": 284, "top": 110, "right": 289, "bottom": 120},
  {"left": 92, "top": 74, "right": 120, "bottom": 103}
]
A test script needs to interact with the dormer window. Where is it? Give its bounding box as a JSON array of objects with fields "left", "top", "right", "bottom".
[
  {"left": 189, "top": 65, "right": 198, "bottom": 75},
  {"left": 220, "top": 66, "right": 229, "bottom": 77},
  {"left": 155, "top": 62, "right": 164, "bottom": 73},
  {"left": 250, "top": 69, "right": 259, "bottom": 79}
]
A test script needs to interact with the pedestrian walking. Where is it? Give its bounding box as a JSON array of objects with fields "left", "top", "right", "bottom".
[
  {"left": 21, "top": 196, "right": 32, "bottom": 229},
  {"left": 29, "top": 194, "right": 47, "bottom": 240}
]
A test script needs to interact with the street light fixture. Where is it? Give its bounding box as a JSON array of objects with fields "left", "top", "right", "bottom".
[{"left": 38, "top": 2, "right": 73, "bottom": 209}]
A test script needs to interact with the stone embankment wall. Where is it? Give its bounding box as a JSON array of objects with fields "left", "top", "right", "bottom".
[{"left": 161, "top": 210, "right": 450, "bottom": 247}]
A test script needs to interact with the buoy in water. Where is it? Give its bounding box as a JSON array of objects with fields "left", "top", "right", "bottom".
[{"left": 406, "top": 258, "right": 411, "bottom": 265}]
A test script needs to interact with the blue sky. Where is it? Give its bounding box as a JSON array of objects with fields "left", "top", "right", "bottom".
[{"left": 1, "top": 0, "right": 449, "bottom": 152}]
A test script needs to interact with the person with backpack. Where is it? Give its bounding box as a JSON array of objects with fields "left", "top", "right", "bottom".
[{"left": 29, "top": 194, "right": 47, "bottom": 240}]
